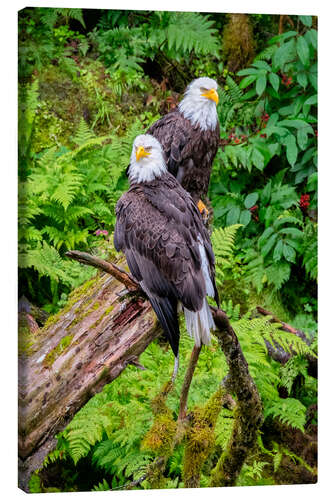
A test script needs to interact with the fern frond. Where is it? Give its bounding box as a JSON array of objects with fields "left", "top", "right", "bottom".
[
  {"left": 54, "top": 7, "right": 86, "bottom": 28},
  {"left": 264, "top": 398, "right": 307, "bottom": 432},
  {"left": 72, "top": 118, "right": 95, "bottom": 146},
  {"left": 254, "top": 45, "right": 277, "bottom": 62},
  {"left": 166, "top": 12, "right": 219, "bottom": 56},
  {"left": 226, "top": 75, "right": 244, "bottom": 103},
  {"left": 211, "top": 224, "right": 242, "bottom": 259},
  {"left": 92, "top": 479, "right": 110, "bottom": 491},
  {"left": 211, "top": 224, "right": 242, "bottom": 285}
]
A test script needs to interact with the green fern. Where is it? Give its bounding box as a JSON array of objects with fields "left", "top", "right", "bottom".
[
  {"left": 221, "top": 299, "right": 241, "bottom": 321},
  {"left": 253, "top": 45, "right": 277, "bottom": 62},
  {"left": 165, "top": 12, "right": 219, "bottom": 56},
  {"left": 279, "top": 356, "right": 309, "bottom": 395},
  {"left": 264, "top": 398, "right": 307, "bottom": 432},
  {"left": 54, "top": 8, "right": 86, "bottom": 28},
  {"left": 211, "top": 224, "right": 242, "bottom": 286},
  {"left": 226, "top": 75, "right": 244, "bottom": 102},
  {"left": 91, "top": 479, "right": 110, "bottom": 491},
  {"left": 72, "top": 118, "right": 95, "bottom": 146},
  {"left": 19, "top": 118, "right": 139, "bottom": 303}
]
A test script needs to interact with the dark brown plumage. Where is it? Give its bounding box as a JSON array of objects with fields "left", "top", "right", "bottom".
[
  {"left": 114, "top": 171, "right": 219, "bottom": 357},
  {"left": 147, "top": 108, "right": 220, "bottom": 203}
]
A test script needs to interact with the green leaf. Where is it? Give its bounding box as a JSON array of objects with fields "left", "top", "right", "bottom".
[
  {"left": 251, "top": 148, "right": 265, "bottom": 171},
  {"left": 261, "top": 233, "right": 278, "bottom": 258},
  {"left": 297, "top": 128, "right": 309, "bottom": 150},
  {"left": 283, "top": 243, "right": 296, "bottom": 263},
  {"left": 252, "top": 60, "right": 271, "bottom": 71},
  {"left": 239, "top": 209, "right": 251, "bottom": 226},
  {"left": 278, "top": 119, "right": 313, "bottom": 134},
  {"left": 256, "top": 75, "right": 267, "bottom": 96},
  {"left": 299, "top": 15, "right": 312, "bottom": 27},
  {"left": 285, "top": 238, "right": 301, "bottom": 252},
  {"left": 240, "top": 88, "right": 257, "bottom": 101},
  {"left": 261, "top": 181, "right": 272, "bottom": 205},
  {"left": 237, "top": 67, "right": 264, "bottom": 76},
  {"left": 306, "top": 172, "right": 318, "bottom": 191},
  {"left": 308, "top": 63, "right": 317, "bottom": 89},
  {"left": 244, "top": 192, "right": 259, "bottom": 209},
  {"left": 226, "top": 206, "right": 241, "bottom": 225},
  {"left": 303, "top": 94, "right": 317, "bottom": 116},
  {"left": 284, "top": 134, "right": 298, "bottom": 166},
  {"left": 258, "top": 227, "right": 274, "bottom": 247},
  {"left": 269, "top": 31, "right": 297, "bottom": 46},
  {"left": 239, "top": 75, "right": 257, "bottom": 89},
  {"left": 272, "top": 39, "right": 296, "bottom": 70},
  {"left": 306, "top": 29, "right": 317, "bottom": 49},
  {"left": 268, "top": 72, "right": 280, "bottom": 92},
  {"left": 297, "top": 72, "right": 308, "bottom": 89},
  {"left": 273, "top": 239, "right": 284, "bottom": 261},
  {"left": 296, "top": 36, "right": 310, "bottom": 67},
  {"left": 274, "top": 216, "right": 302, "bottom": 229},
  {"left": 279, "top": 227, "right": 304, "bottom": 239}
]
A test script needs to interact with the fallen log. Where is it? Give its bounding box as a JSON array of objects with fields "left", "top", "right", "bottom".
[{"left": 18, "top": 258, "right": 160, "bottom": 491}]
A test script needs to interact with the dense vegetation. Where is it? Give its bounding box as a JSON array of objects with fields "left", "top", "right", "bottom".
[{"left": 18, "top": 8, "right": 317, "bottom": 492}]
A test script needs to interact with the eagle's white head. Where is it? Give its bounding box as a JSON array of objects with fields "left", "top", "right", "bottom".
[
  {"left": 128, "top": 134, "right": 167, "bottom": 184},
  {"left": 178, "top": 77, "right": 219, "bottom": 132}
]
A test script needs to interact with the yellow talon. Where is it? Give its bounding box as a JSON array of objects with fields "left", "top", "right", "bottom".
[{"left": 197, "top": 200, "right": 209, "bottom": 218}]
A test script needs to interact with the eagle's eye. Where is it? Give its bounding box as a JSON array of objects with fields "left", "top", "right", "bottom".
[
  {"left": 200, "top": 87, "right": 209, "bottom": 92},
  {"left": 145, "top": 146, "right": 152, "bottom": 152}
]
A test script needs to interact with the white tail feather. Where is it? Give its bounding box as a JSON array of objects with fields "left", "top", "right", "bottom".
[{"left": 184, "top": 299, "right": 215, "bottom": 346}]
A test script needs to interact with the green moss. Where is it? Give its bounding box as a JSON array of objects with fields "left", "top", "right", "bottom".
[
  {"left": 43, "top": 334, "right": 74, "bottom": 367},
  {"left": 68, "top": 275, "right": 100, "bottom": 302},
  {"left": 91, "top": 304, "right": 115, "bottom": 330},
  {"left": 183, "top": 387, "right": 225, "bottom": 488},
  {"left": 142, "top": 414, "right": 177, "bottom": 456},
  {"left": 142, "top": 381, "right": 177, "bottom": 456},
  {"left": 18, "top": 315, "right": 39, "bottom": 355}
]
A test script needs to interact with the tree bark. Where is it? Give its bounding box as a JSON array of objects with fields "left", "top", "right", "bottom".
[{"left": 18, "top": 260, "right": 160, "bottom": 491}]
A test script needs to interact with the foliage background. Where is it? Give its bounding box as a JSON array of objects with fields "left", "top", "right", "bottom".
[{"left": 18, "top": 7, "right": 317, "bottom": 492}]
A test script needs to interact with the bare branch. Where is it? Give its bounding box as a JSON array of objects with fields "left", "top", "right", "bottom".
[{"left": 65, "top": 250, "right": 140, "bottom": 292}]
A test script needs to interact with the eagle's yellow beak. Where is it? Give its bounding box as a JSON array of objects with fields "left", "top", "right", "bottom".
[
  {"left": 136, "top": 146, "right": 151, "bottom": 161},
  {"left": 201, "top": 88, "right": 219, "bottom": 105}
]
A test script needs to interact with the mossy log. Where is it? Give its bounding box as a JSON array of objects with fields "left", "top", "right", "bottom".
[{"left": 18, "top": 259, "right": 160, "bottom": 491}]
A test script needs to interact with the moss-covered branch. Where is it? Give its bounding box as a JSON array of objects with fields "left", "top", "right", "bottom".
[{"left": 210, "top": 308, "right": 263, "bottom": 487}]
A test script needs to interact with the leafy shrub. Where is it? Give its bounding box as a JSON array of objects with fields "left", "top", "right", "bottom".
[
  {"left": 35, "top": 309, "right": 315, "bottom": 491},
  {"left": 210, "top": 16, "right": 317, "bottom": 306},
  {"left": 18, "top": 115, "right": 147, "bottom": 307}
]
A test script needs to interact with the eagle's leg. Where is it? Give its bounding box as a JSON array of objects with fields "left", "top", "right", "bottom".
[
  {"left": 172, "top": 355, "right": 179, "bottom": 384},
  {"left": 178, "top": 344, "right": 202, "bottom": 421}
]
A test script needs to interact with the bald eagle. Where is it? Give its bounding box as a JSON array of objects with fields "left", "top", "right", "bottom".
[
  {"left": 147, "top": 77, "right": 220, "bottom": 209},
  {"left": 114, "top": 134, "right": 219, "bottom": 358}
]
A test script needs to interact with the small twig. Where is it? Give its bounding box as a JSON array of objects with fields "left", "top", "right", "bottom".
[
  {"left": 256, "top": 306, "right": 309, "bottom": 342},
  {"left": 256, "top": 306, "right": 317, "bottom": 377},
  {"left": 178, "top": 344, "right": 202, "bottom": 421},
  {"left": 65, "top": 250, "right": 140, "bottom": 292}
]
